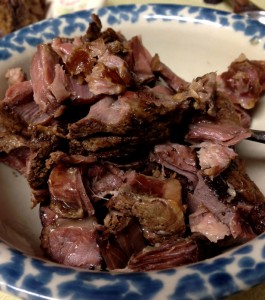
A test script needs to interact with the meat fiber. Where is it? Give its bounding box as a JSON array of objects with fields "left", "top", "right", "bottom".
[
  {"left": 217, "top": 54, "right": 265, "bottom": 109},
  {"left": 40, "top": 207, "right": 102, "bottom": 269},
  {"left": 68, "top": 88, "right": 181, "bottom": 138},
  {"left": 151, "top": 143, "right": 198, "bottom": 186},
  {"left": 98, "top": 218, "right": 146, "bottom": 270},
  {"left": 5, "top": 67, "right": 27, "bottom": 86},
  {"left": 30, "top": 44, "right": 63, "bottom": 116},
  {"left": 196, "top": 142, "right": 237, "bottom": 177},
  {"left": 185, "top": 119, "right": 251, "bottom": 146},
  {"left": 48, "top": 162, "right": 95, "bottom": 218},
  {"left": 128, "top": 238, "right": 201, "bottom": 271},
  {"left": 0, "top": 14, "right": 265, "bottom": 272},
  {"left": 187, "top": 173, "right": 256, "bottom": 243}
]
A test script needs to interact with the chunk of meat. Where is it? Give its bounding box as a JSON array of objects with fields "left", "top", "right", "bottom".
[
  {"left": 0, "top": 81, "right": 34, "bottom": 136},
  {"left": 49, "top": 64, "right": 71, "bottom": 103},
  {"left": 187, "top": 173, "right": 255, "bottom": 242},
  {"left": 173, "top": 72, "right": 217, "bottom": 115},
  {"left": 197, "top": 142, "right": 237, "bottom": 177},
  {"left": 97, "top": 50, "right": 134, "bottom": 87},
  {"left": 217, "top": 54, "right": 265, "bottom": 109},
  {"left": 5, "top": 67, "right": 27, "bottom": 86},
  {"left": 84, "top": 13, "right": 102, "bottom": 41},
  {"left": 68, "top": 89, "right": 180, "bottom": 139},
  {"left": 26, "top": 125, "right": 62, "bottom": 194},
  {"left": 225, "top": 158, "right": 265, "bottom": 206},
  {"left": 86, "top": 162, "right": 124, "bottom": 201},
  {"left": 48, "top": 162, "right": 95, "bottom": 218},
  {"left": 189, "top": 207, "right": 230, "bottom": 242},
  {"left": 40, "top": 207, "right": 102, "bottom": 270},
  {"left": 87, "top": 62, "right": 126, "bottom": 95},
  {"left": 0, "top": 145, "right": 30, "bottom": 175},
  {"left": 127, "top": 35, "right": 155, "bottom": 84},
  {"left": 30, "top": 44, "right": 63, "bottom": 116},
  {"left": 0, "top": 80, "right": 52, "bottom": 135},
  {"left": 51, "top": 37, "right": 77, "bottom": 63},
  {"left": 106, "top": 172, "right": 186, "bottom": 244},
  {"left": 186, "top": 119, "right": 251, "bottom": 146},
  {"left": 128, "top": 238, "right": 200, "bottom": 271},
  {"left": 98, "top": 217, "right": 146, "bottom": 270},
  {"left": 131, "top": 194, "right": 185, "bottom": 244},
  {"left": 0, "top": 131, "right": 28, "bottom": 154},
  {"left": 65, "top": 46, "right": 96, "bottom": 77},
  {"left": 151, "top": 143, "right": 198, "bottom": 185}
]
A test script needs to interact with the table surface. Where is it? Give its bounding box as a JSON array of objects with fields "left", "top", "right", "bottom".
[{"left": 1, "top": 0, "right": 265, "bottom": 299}]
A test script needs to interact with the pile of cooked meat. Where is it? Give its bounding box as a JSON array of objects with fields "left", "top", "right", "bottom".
[{"left": 1, "top": 14, "right": 265, "bottom": 271}]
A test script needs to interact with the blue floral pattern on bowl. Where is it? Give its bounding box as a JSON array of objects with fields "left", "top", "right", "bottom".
[
  {"left": 0, "top": 4, "right": 265, "bottom": 300},
  {"left": 0, "top": 3, "right": 264, "bottom": 60}
]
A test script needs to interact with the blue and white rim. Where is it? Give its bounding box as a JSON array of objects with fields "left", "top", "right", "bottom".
[{"left": 0, "top": 3, "right": 264, "bottom": 61}]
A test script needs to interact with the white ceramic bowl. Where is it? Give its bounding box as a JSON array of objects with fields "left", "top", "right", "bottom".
[{"left": 0, "top": 4, "right": 265, "bottom": 300}]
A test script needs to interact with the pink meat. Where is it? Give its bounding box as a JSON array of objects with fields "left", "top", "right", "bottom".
[
  {"left": 186, "top": 119, "right": 251, "bottom": 146},
  {"left": 48, "top": 162, "right": 95, "bottom": 218},
  {"left": 48, "top": 217, "right": 102, "bottom": 269}
]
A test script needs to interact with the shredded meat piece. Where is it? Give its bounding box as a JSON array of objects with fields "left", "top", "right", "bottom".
[
  {"left": 197, "top": 142, "right": 237, "bottom": 177},
  {"left": 128, "top": 238, "right": 200, "bottom": 271},
  {"left": 217, "top": 54, "right": 265, "bottom": 109}
]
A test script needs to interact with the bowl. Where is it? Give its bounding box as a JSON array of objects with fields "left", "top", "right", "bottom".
[{"left": 0, "top": 4, "right": 265, "bottom": 300}]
